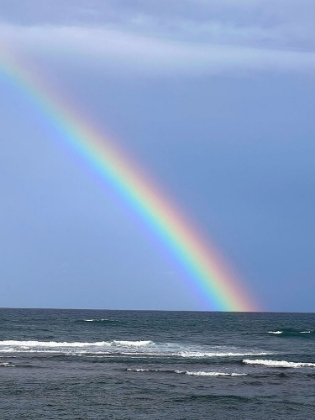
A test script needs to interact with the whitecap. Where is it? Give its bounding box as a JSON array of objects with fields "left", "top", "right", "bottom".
[
  {"left": 0, "top": 340, "right": 152, "bottom": 348},
  {"left": 268, "top": 331, "right": 283, "bottom": 334},
  {"left": 112, "top": 340, "right": 153, "bottom": 347},
  {"left": 83, "top": 319, "right": 116, "bottom": 322},
  {"left": 0, "top": 340, "right": 111, "bottom": 348},
  {"left": 243, "top": 359, "right": 315, "bottom": 368},
  {"left": 0, "top": 339, "right": 157, "bottom": 356},
  {"left": 126, "top": 368, "right": 246, "bottom": 377},
  {"left": 0, "top": 362, "right": 14, "bottom": 367},
  {"left": 179, "top": 351, "right": 270, "bottom": 358},
  {"left": 0, "top": 340, "right": 271, "bottom": 361},
  {"left": 176, "top": 370, "right": 246, "bottom": 377}
]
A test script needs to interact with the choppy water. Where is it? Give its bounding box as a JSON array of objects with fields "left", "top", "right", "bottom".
[{"left": 1, "top": 309, "right": 315, "bottom": 419}]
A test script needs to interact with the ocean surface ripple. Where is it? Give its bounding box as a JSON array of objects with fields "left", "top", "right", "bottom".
[{"left": 0, "top": 309, "right": 315, "bottom": 419}]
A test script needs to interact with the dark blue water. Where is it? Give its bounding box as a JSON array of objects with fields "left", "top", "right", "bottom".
[{"left": 1, "top": 309, "right": 315, "bottom": 419}]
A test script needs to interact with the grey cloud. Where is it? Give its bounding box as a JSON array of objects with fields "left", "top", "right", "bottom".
[
  {"left": 0, "top": 0, "right": 314, "bottom": 51},
  {"left": 1, "top": 24, "right": 315, "bottom": 77}
]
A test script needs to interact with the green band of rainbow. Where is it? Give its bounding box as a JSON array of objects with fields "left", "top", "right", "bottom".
[{"left": 0, "top": 43, "right": 258, "bottom": 311}]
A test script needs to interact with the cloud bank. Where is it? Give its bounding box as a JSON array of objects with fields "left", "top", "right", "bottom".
[{"left": 0, "top": 0, "right": 314, "bottom": 76}]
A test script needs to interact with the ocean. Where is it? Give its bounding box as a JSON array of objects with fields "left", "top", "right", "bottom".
[{"left": 0, "top": 309, "right": 315, "bottom": 419}]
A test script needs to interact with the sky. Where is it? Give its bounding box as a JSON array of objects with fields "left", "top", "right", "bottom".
[{"left": 0, "top": 0, "right": 314, "bottom": 311}]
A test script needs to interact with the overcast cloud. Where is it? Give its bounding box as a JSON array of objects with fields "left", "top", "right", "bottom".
[{"left": 1, "top": 0, "right": 315, "bottom": 76}]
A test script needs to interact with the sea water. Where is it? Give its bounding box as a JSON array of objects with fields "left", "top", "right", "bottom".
[{"left": 0, "top": 309, "right": 315, "bottom": 419}]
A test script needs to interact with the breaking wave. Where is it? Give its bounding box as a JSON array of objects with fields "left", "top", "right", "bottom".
[
  {"left": 0, "top": 340, "right": 153, "bottom": 353},
  {"left": 268, "top": 329, "right": 315, "bottom": 338},
  {"left": 126, "top": 368, "right": 246, "bottom": 377},
  {"left": 243, "top": 359, "right": 315, "bottom": 368},
  {"left": 112, "top": 340, "right": 152, "bottom": 347},
  {"left": 0, "top": 362, "right": 14, "bottom": 367},
  {"left": 81, "top": 319, "right": 120, "bottom": 323},
  {"left": 0, "top": 340, "right": 271, "bottom": 360},
  {"left": 179, "top": 351, "right": 269, "bottom": 358},
  {"left": 176, "top": 370, "right": 246, "bottom": 377}
]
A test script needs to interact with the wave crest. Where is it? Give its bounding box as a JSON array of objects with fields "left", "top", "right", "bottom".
[
  {"left": 126, "top": 368, "right": 246, "bottom": 377},
  {"left": 112, "top": 340, "right": 152, "bottom": 347},
  {"left": 268, "top": 329, "right": 315, "bottom": 338},
  {"left": 177, "top": 370, "right": 246, "bottom": 377},
  {"left": 81, "top": 319, "right": 119, "bottom": 323},
  {"left": 0, "top": 362, "right": 14, "bottom": 367},
  {"left": 243, "top": 359, "right": 315, "bottom": 368},
  {"left": 0, "top": 340, "right": 271, "bottom": 360}
]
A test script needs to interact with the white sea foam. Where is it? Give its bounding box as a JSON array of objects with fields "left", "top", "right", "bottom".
[
  {"left": 243, "top": 359, "right": 315, "bottom": 368},
  {"left": 0, "top": 340, "right": 151, "bottom": 348},
  {"left": 179, "top": 351, "right": 270, "bottom": 358},
  {"left": 0, "top": 340, "right": 270, "bottom": 361},
  {"left": 0, "top": 339, "right": 157, "bottom": 356},
  {"left": 0, "top": 362, "right": 14, "bottom": 367},
  {"left": 83, "top": 319, "right": 116, "bottom": 322},
  {"left": 176, "top": 370, "right": 246, "bottom": 377},
  {"left": 126, "top": 368, "right": 246, "bottom": 377},
  {"left": 268, "top": 330, "right": 313, "bottom": 335},
  {"left": 0, "top": 340, "right": 111, "bottom": 348},
  {"left": 112, "top": 340, "right": 152, "bottom": 347}
]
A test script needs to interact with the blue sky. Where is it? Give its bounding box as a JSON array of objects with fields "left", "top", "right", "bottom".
[{"left": 0, "top": 0, "right": 314, "bottom": 311}]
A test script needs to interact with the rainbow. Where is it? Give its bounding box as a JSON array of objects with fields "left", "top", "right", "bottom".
[{"left": 0, "top": 42, "right": 258, "bottom": 311}]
